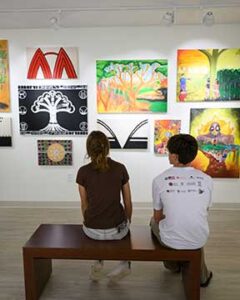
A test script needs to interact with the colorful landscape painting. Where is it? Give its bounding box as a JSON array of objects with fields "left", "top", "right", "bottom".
[
  {"left": 154, "top": 120, "right": 181, "bottom": 154},
  {"left": 177, "top": 48, "right": 240, "bottom": 102},
  {"left": 0, "top": 40, "right": 10, "bottom": 112},
  {"left": 190, "top": 108, "right": 240, "bottom": 178},
  {"left": 97, "top": 59, "right": 168, "bottom": 113}
]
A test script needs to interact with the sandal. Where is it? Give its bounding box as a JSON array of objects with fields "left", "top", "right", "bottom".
[{"left": 200, "top": 271, "right": 213, "bottom": 287}]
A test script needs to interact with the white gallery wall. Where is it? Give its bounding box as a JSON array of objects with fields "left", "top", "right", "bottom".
[{"left": 0, "top": 24, "right": 239, "bottom": 203}]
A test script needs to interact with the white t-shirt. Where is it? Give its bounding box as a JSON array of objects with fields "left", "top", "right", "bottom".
[{"left": 152, "top": 167, "right": 213, "bottom": 249}]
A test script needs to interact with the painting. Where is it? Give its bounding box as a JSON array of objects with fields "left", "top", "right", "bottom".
[
  {"left": 37, "top": 140, "right": 72, "bottom": 165},
  {"left": 27, "top": 47, "right": 78, "bottom": 79},
  {"left": 0, "top": 40, "right": 10, "bottom": 112},
  {"left": 0, "top": 117, "right": 12, "bottom": 146},
  {"left": 97, "top": 59, "right": 168, "bottom": 113},
  {"left": 97, "top": 118, "right": 149, "bottom": 149},
  {"left": 19, "top": 85, "right": 88, "bottom": 135},
  {"left": 190, "top": 108, "right": 240, "bottom": 178},
  {"left": 154, "top": 120, "right": 181, "bottom": 154},
  {"left": 177, "top": 48, "right": 240, "bottom": 102}
]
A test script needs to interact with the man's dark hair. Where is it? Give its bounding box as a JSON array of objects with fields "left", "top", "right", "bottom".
[{"left": 167, "top": 134, "right": 198, "bottom": 164}]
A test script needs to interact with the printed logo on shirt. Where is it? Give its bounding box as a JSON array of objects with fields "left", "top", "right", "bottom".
[
  {"left": 166, "top": 189, "right": 175, "bottom": 193},
  {"left": 168, "top": 182, "right": 178, "bottom": 186},
  {"left": 165, "top": 176, "right": 176, "bottom": 180}
]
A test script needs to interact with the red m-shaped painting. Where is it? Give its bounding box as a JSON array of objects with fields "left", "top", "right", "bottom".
[{"left": 27, "top": 47, "right": 78, "bottom": 79}]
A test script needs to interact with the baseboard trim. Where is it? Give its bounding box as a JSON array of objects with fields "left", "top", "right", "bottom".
[{"left": 0, "top": 201, "right": 240, "bottom": 210}]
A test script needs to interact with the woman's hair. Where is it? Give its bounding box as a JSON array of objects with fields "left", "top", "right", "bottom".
[
  {"left": 167, "top": 134, "right": 198, "bottom": 164},
  {"left": 86, "top": 131, "right": 110, "bottom": 171}
]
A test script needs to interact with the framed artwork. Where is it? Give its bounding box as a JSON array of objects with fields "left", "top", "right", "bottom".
[
  {"left": 27, "top": 47, "right": 78, "bottom": 79},
  {"left": 0, "top": 40, "right": 10, "bottom": 112},
  {"left": 97, "top": 118, "right": 148, "bottom": 149},
  {"left": 177, "top": 48, "right": 240, "bottom": 102},
  {"left": 19, "top": 85, "right": 88, "bottom": 135},
  {"left": 0, "top": 117, "right": 12, "bottom": 146},
  {"left": 37, "top": 140, "right": 72, "bottom": 165},
  {"left": 97, "top": 59, "right": 168, "bottom": 113},
  {"left": 154, "top": 120, "right": 181, "bottom": 154},
  {"left": 190, "top": 108, "right": 240, "bottom": 178}
]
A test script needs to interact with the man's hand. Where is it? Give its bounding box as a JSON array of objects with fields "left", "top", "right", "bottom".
[{"left": 153, "top": 209, "right": 166, "bottom": 224}]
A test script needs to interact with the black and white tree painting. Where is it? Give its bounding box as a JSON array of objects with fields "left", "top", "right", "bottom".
[{"left": 19, "top": 85, "right": 88, "bottom": 135}]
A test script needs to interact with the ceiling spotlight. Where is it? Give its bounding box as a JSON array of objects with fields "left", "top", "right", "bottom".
[
  {"left": 162, "top": 11, "right": 174, "bottom": 26},
  {"left": 202, "top": 11, "right": 215, "bottom": 26},
  {"left": 49, "top": 10, "right": 61, "bottom": 30},
  {"left": 49, "top": 16, "right": 59, "bottom": 30}
]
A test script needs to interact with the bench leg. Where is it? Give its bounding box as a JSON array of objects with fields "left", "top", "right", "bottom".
[
  {"left": 23, "top": 253, "right": 52, "bottom": 300},
  {"left": 182, "top": 260, "right": 200, "bottom": 300}
]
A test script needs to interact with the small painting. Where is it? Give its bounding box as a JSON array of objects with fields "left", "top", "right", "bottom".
[
  {"left": 154, "top": 120, "right": 181, "bottom": 154},
  {"left": 38, "top": 140, "right": 72, "bottom": 165}
]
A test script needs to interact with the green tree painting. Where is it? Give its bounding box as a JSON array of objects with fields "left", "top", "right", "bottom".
[{"left": 97, "top": 59, "right": 168, "bottom": 113}]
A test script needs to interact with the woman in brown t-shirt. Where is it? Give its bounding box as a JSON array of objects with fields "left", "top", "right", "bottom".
[{"left": 76, "top": 130, "right": 132, "bottom": 282}]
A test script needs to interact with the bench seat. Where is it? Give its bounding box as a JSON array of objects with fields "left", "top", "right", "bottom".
[{"left": 23, "top": 224, "right": 201, "bottom": 300}]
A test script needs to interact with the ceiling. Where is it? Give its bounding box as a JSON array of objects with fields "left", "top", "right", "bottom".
[{"left": 0, "top": 0, "right": 240, "bottom": 29}]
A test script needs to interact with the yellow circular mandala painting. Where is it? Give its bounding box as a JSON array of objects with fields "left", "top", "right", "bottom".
[{"left": 47, "top": 143, "right": 65, "bottom": 162}]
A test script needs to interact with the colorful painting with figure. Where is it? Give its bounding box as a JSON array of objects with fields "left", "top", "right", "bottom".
[
  {"left": 38, "top": 140, "right": 72, "bottom": 165},
  {"left": 27, "top": 47, "right": 78, "bottom": 79},
  {"left": 154, "top": 120, "right": 181, "bottom": 154},
  {"left": 19, "top": 85, "right": 88, "bottom": 135},
  {"left": 0, "top": 117, "right": 12, "bottom": 146},
  {"left": 177, "top": 48, "right": 240, "bottom": 102},
  {"left": 0, "top": 40, "right": 10, "bottom": 112},
  {"left": 97, "top": 118, "right": 148, "bottom": 149},
  {"left": 190, "top": 108, "right": 240, "bottom": 178},
  {"left": 97, "top": 59, "right": 168, "bottom": 113}
]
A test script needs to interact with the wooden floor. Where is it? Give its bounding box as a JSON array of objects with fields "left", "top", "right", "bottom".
[{"left": 0, "top": 205, "right": 239, "bottom": 300}]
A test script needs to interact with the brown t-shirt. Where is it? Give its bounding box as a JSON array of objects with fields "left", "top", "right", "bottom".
[{"left": 76, "top": 158, "right": 129, "bottom": 229}]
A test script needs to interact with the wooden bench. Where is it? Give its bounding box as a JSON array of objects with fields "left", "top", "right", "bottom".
[{"left": 23, "top": 224, "right": 201, "bottom": 300}]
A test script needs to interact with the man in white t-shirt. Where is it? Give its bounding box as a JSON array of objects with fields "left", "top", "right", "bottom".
[{"left": 151, "top": 134, "right": 213, "bottom": 287}]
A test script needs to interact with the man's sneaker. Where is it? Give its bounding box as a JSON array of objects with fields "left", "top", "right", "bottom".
[
  {"left": 107, "top": 261, "right": 131, "bottom": 282},
  {"left": 89, "top": 260, "right": 104, "bottom": 281}
]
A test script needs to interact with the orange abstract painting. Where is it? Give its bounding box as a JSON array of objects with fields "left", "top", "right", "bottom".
[{"left": 0, "top": 40, "right": 10, "bottom": 112}]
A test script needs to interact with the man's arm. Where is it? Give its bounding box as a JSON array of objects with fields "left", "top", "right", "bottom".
[
  {"left": 153, "top": 209, "right": 165, "bottom": 223},
  {"left": 78, "top": 184, "right": 88, "bottom": 219},
  {"left": 122, "top": 182, "right": 132, "bottom": 223}
]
